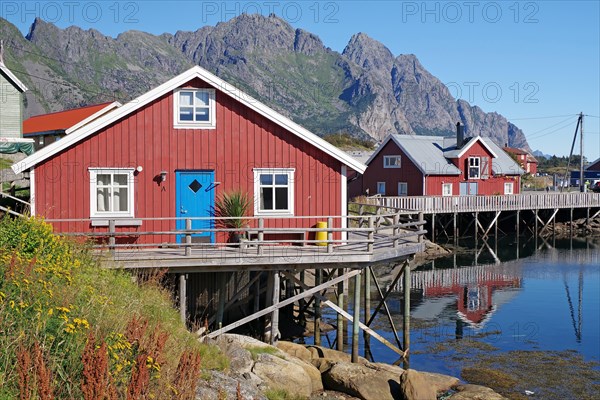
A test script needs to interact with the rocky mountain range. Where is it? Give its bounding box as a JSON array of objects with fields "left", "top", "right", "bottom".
[{"left": 0, "top": 14, "right": 529, "bottom": 149}]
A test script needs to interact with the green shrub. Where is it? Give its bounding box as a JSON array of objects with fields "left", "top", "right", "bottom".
[{"left": 0, "top": 216, "right": 228, "bottom": 398}]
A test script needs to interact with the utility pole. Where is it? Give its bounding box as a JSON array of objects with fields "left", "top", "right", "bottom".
[{"left": 580, "top": 112, "right": 585, "bottom": 192}]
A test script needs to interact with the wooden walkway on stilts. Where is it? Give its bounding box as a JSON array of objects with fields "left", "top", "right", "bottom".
[
  {"left": 363, "top": 192, "right": 600, "bottom": 241},
  {"left": 44, "top": 211, "right": 426, "bottom": 365}
]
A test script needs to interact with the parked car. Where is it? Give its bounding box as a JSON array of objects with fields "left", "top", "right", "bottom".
[{"left": 592, "top": 182, "right": 600, "bottom": 193}]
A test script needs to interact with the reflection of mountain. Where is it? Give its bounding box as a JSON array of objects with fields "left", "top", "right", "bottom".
[{"left": 406, "top": 263, "right": 522, "bottom": 329}]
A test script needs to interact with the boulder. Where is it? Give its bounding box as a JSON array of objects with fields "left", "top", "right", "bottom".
[
  {"left": 196, "top": 370, "right": 267, "bottom": 400},
  {"left": 307, "top": 345, "right": 368, "bottom": 364},
  {"left": 449, "top": 384, "right": 508, "bottom": 399},
  {"left": 203, "top": 334, "right": 255, "bottom": 375},
  {"left": 284, "top": 355, "right": 324, "bottom": 393},
  {"left": 276, "top": 341, "right": 313, "bottom": 363},
  {"left": 322, "top": 361, "right": 402, "bottom": 400},
  {"left": 399, "top": 369, "right": 437, "bottom": 400},
  {"left": 252, "top": 353, "right": 315, "bottom": 397},
  {"left": 420, "top": 371, "right": 460, "bottom": 393}
]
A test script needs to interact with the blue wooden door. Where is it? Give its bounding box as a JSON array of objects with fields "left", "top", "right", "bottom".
[{"left": 176, "top": 171, "right": 215, "bottom": 243}]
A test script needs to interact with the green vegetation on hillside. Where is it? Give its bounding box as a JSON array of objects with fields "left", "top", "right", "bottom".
[
  {"left": 0, "top": 216, "right": 227, "bottom": 399},
  {"left": 537, "top": 155, "right": 588, "bottom": 174},
  {"left": 323, "top": 133, "right": 375, "bottom": 150}
]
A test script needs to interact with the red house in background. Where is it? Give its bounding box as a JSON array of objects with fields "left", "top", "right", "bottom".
[
  {"left": 23, "top": 102, "right": 120, "bottom": 151},
  {"left": 503, "top": 146, "right": 538, "bottom": 175},
  {"left": 351, "top": 124, "right": 524, "bottom": 197},
  {"left": 587, "top": 158, "right": 600, "bottom": 171},
  {"left": 12, "top": 66, "right": 366, "bottom": 243}
]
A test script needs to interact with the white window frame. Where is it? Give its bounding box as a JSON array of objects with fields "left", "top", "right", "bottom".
[
  {"left": 468, "top": 157, "right": 481, "bottom": 179},
  {"left": 89, "top": 168, "right": 135, "bottom": 218},
  {"left": 397, "top": 182, "right": 408, "bottom": 196},
  {"left": 253, "top": 168, "right": 295, "bottom": 216},
  {"left": 442, "top": 183, "right": 453, "bottom": 196},
  {"left": 377, "top": 182, "right": 386, "bottom": 195},
  {"left": 173, "top": 88, "right": 216, "bottom": 129},
  {"left": 384, "top": 155, "right": 402, "bottom": 168},
  {"left": 504, "top": 182, "right": 514, "bottom": 195}
]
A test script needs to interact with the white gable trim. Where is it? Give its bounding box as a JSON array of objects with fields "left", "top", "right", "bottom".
[
  {"left": 12, "top": 66, "right": 366, "bottom": 175},
  {"left": 0, "top": 62, "right": 28, "bottom": 92},
  {"left": 451, "top": 136, "right": 498, "bottom": 159},
  {"left": 64, "top": 102, "right": 121, "bottom": 135}
]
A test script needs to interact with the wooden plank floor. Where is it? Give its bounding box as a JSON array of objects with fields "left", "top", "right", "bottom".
[{"left": 97, "top": 232, "right": 424, "bottom": 272}]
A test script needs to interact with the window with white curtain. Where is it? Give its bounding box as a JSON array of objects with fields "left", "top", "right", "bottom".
[{"left": 89, "top": 168, "right": 135, "bottom": 218}]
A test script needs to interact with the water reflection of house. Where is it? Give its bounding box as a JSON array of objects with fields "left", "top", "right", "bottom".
[{"left": 407, "top": 264, "right": 522, "bottom": 329}]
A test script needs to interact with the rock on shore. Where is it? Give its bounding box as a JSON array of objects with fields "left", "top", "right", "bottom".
[{"left": 199, "top": 334, "right": 508, "bottom": 399}]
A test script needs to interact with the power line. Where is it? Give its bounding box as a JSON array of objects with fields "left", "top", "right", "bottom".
[
  {"left": 508, "top": 114, "right": 579, "bottom": 121},
  {"left": 525, "top": 115, "right": 578, "bottom": 139}
]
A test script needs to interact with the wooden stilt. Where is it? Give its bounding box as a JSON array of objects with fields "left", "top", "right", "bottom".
[
  {"left": 431, "top": 213, "right": 436, "bottom": 242},
  {"left": 352, "top": 272, "right": 361, "bottom": 363},
  {"left": 253, "top": 272, "right": 260, "bottom": 314},
  {"left": 216, "top": 273, "right": 228, "bottom": 329},
  {"left": 314, "top": 269, "right": 321, "bottom": 346},
  {"left": 271, "top": 271, "right": 280, "bottom": 345},
  {"left": 570, "top": 208, "right": 574, "bottom": 236},
  {"left": 179, "top": 273, "right": 187, "bottom": 324},
  {"left": 475, "top": 212, "right": 479, "bottom": 239},
  {"left": 453, "top": 212, "right": 458, "bottom": 244},
  {"left": 363, "top": 267, "right": 371, "bottom": 357},
  {"left": 402, "top": 263, "right": 411, "bottom": 369},
  {"left": 337, "top": 268, "right": 345, "bottom": 352},
  {"left": 299, "top": 271, "right": 306, "bottom": 333},
  {"left": 516, "top": 210, "right": 520, "bottom": 237}
]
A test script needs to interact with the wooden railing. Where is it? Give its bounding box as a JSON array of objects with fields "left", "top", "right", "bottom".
[
  {"left": 46, "top": 213, "right": 426, "bottom": 256},
  {"left": 366, "top": 192, "right": 600, "bottom": 214}
]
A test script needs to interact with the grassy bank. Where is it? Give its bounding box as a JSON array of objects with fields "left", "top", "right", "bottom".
[{"left": 0, "top": 216, "right": 228, "bottom": 399}]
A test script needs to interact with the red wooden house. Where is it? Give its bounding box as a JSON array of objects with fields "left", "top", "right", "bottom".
[
  {"left": 352, "top": 124, "right": 524, "bottom": 197},
  {"left": 503, "top": 146, "right": 538, "bottom": 175},
  {"left": 587, "top": 158, "right": 600, "bottom": 171},
  {"left": 23, "top": 102, "right": 120, "bottom": 151},
  {"left": 12, "top": 66, "right": 366, "bottom": 244}
]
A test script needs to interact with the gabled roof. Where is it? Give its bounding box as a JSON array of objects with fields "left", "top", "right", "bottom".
[
  {"left": 0, "top": 61, "right": 28, "bottom": 92},
  {"left": 481, "top": 138, "right": 525, "bottom": 175},
  {"left": 586, "top": 157, "right": 600, "bottom": 171},
  {"left": 23, "top": 102, "right": 120, "bottom": 136},
  {"left": 443, "top": 136, "right": 498, "bottom": 159},
  {"left": 504, "top": 147, "right": 538, "bottom": 163},
  {"left": 13, "top": 66, "right": 367, "bottom": 174},
  {"left": 367, "top": 135, "right": 462, "bottom": 175},
  {"left": 366, "top": 134, "right": 523, "bottom": 176}
]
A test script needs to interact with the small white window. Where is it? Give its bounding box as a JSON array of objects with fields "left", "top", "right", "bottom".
[
  {"left": 442, "top": 183, "right": 453, "bottom": 196},
  {"left": 384, "top": 155, "right": 402, "bottom": 168},
  {"left": 89, "top": 168, "right": 135, "bottom": 218},
  {"left": 398, "top": 182, "right": 408, "bottom": 196},
  {"left": 468, "top": 157, "right": 481, "bottom": 179},
  {"left": 504, "top": 182, "right": 514, "bottom": 195},
  {"left": 253, "top": 169, "right": 294, "bottom": 215},
  {"left": 377, "top": 182, "right": 386, "bottom": 195},
  {"left": 174, "top": 88, "right": 216, "bottom": 129}
]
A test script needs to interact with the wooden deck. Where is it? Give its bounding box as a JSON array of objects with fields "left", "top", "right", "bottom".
[
  {"left": 370, "top": 192, "right": 600, "bottom": 214},
  {"left": 48, "top": 214, "right": 426, "bottom": 272}
]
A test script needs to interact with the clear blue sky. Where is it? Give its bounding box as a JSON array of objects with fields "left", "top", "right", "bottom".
[{"left": 3, "top": 1, "right": 599, "bottom": 160}]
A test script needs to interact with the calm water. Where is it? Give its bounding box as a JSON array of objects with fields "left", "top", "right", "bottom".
[{"left": 314, "top": 236, "right": 600, "bottom": 379}]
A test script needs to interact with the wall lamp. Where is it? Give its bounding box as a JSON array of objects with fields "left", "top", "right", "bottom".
[{"left": 159, "top": 171, "right": 168, "bottom": 182}]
